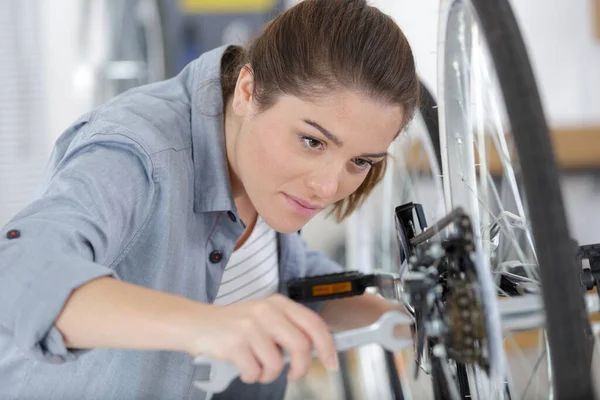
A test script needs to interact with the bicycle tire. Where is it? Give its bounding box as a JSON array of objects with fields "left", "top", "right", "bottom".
[{"left": 439, "top": 0, "right": 595, "bottom": 397}]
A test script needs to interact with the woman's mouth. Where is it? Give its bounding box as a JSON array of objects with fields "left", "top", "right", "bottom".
[{"left": 282, "top": 193, "right": 323, "bottom": 217}]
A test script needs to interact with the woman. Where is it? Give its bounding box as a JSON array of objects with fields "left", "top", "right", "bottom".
[{"left": 0, "top": 0, "right": 419, "bottom": 398}]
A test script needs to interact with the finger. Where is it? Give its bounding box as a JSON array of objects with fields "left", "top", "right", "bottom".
[
  {"left": 268, "top": 296, "right": 337, "bottom": 373},
  {"left": 232, "top": 347, "right": 263, "bottom": 384},
  {"left": 248, "top": 324, "right": 286, "bottom": 383},
  {"left": 272, "top": 296, "right": 338, "bottom": 372},
  {"left": 257, "top": 305, "right": 313, "bottom": 382}
]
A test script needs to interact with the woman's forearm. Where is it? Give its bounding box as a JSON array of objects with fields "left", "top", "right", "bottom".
[
  {"left": 318, "top": 293, "right": 408, "bottom": 332},
  {"left": 54, "top": 277, "right": 209, "bottom": 355}
]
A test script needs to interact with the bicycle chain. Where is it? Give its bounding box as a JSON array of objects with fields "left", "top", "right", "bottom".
[{"left": 446, "top": 272, "right": 488, "bottom": 369}]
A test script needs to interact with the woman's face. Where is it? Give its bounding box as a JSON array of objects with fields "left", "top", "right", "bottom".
[{"left": 227, "top": 68, "right": 404, "bottom": 234}]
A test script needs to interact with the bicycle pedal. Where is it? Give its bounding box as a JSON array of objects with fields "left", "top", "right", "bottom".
[{"left": 287, "top": 270, "right": 376, "bottom": 302}]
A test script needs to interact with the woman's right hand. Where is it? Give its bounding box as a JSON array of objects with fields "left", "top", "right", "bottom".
[{"left": 189, "top": 294, "right": 338, "bottom": 384}]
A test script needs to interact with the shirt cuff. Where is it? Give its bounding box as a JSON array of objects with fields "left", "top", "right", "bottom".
[{"left": 14, "top": 254, "right": 119, "bottom": 363}]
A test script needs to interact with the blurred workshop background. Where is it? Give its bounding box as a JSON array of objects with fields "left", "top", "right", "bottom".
[{"left": 1, "top": 0, "right": 599, "bottom": 399}]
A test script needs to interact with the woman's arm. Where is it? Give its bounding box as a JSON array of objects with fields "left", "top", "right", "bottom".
[
  {"left": 55, "top": 277, "right": 339, "bottom": 382},
  {"left": 318, "top": 292, "right": 410, "bottom": 333},
  {"left": 54, "top": 276, "right": 208, "bottom": 354}
]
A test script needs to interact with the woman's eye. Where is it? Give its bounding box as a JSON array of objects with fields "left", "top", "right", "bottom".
[
  {"left": 302, "top": 136, "right": 323, "bottom": 150},
  {"left": 353, "top": 158, "right": 375, "bottom": 170}
]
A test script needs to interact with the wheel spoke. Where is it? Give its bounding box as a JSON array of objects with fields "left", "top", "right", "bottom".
[{"left": 519, "top": 347, "right": 547, "bottom": 400}]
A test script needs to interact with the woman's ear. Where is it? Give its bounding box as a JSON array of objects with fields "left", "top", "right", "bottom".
[{"left": 232, "top": 64, "right": 254, "bottom": 117}]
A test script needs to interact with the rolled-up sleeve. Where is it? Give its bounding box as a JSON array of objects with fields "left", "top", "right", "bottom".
[{"left": 0, "top": 132, "right": 155, "bottom": 363}]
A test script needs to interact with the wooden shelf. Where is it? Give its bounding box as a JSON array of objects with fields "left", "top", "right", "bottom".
[
  {"left": 551, "top": 127, "right": 600, "bottom": 169},
  {"left": 596, "top": 0, "right": 600, "bottom": 39},
  {"left": 405, "top": 126, "right": 600, "bottom": 173}
]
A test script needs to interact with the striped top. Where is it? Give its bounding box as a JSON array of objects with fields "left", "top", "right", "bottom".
[{"left": 213, "top": 216, "right": 279, "bottom": 305}]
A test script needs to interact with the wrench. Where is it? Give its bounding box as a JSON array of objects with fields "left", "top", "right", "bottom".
[{"left": 192, "top": 310, "right": 413, "bottom": 396}]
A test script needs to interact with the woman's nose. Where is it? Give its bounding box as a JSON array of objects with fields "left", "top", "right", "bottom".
[{"left": 305, "top": 167, "right": 341, "bottom": 200}]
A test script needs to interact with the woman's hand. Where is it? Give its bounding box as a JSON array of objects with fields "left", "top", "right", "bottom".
[{"left": 190, "top": 294, "right": 338, "bottom": 384}]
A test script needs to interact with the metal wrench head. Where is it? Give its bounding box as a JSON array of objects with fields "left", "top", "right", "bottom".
[
  {"left": 333, "top": 310, "right": 414, "bottom": 353},
  {"left": 373, "top": 310, "right": 414, "bottom": 352}
]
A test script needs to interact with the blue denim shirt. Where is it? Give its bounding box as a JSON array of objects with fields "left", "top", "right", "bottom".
[{"left": 0, "top": 45, "right": 343, "bottom": 400}]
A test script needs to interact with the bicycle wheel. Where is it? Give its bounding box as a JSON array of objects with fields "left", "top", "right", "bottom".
[{"left": 438, "top": 0, "right": 594, "bottom": 398}]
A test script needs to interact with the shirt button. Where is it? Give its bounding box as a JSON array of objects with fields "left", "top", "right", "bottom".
[
  {"left": 209, "top": 250, "right": 223, "bottom": 263},
  {"left": 227, "top": 211, "right": 237, "bottom": 223},
  {"left": 6, "top": 229, "right": 20, "bottom": 239}
]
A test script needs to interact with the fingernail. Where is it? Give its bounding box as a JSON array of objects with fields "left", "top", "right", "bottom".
[{"left": 328, "top": 353, "right": 339, "bottom": 372}]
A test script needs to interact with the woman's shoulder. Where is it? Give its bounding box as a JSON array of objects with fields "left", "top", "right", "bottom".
[{"left": 88, "top": 78, "right": 195, "bottom": 156}]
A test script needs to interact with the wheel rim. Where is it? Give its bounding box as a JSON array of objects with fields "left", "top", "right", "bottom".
[{"left": 437, "top": 0, "right": 555, "bottom": 398}]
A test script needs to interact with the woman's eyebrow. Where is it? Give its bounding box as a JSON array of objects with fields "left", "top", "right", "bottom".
[
  {"left": 360, "top": 152, "right": 388, "bottom": 158},
  {"left": 303, "top": 119, "right": 343, "bottom": 147}
]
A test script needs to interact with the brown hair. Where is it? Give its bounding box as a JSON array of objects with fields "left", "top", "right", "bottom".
[{"left": 220, "top": 0, "right": 419, "bottom": 222}]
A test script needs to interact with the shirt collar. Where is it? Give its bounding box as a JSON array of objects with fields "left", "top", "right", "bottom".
[{"left": 183, "top": 45, "right": 237, "bottom": 214}]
